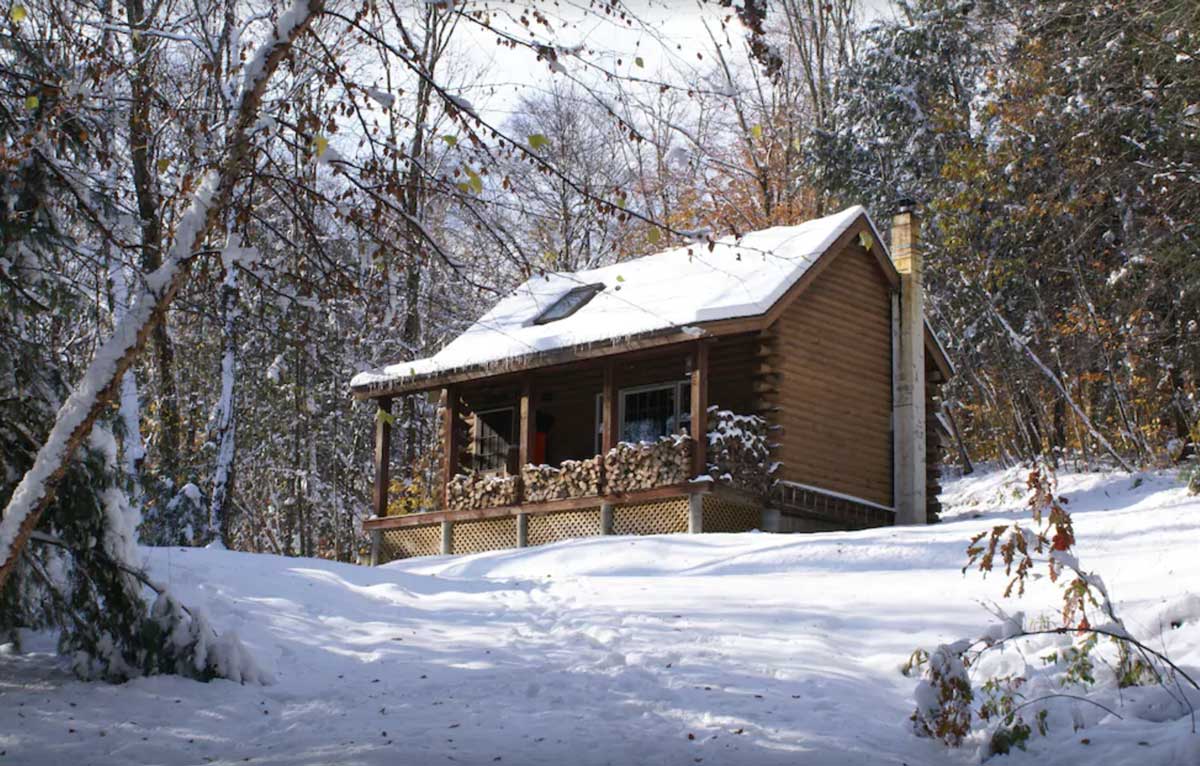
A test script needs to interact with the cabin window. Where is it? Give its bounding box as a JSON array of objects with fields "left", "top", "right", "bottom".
[
  {"left": 474, "top": 407, "right": 515, "bottom": 473},
  {"left": 533, "top": 283, "right": 605, "bottom": 325},
  {"left": 618, "top": 381, "right": 690, "bottom": 444}
]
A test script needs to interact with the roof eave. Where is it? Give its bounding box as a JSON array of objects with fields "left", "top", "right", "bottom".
[{"left": 350, "top": 318, "right": 762, "bottom": 399}]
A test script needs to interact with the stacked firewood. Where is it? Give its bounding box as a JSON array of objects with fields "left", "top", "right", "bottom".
[
  {"left": 604, "top": 435, "right": 693, "bottom": 494},
  {"left": 706, "top": 408, "right": 774, "bottom": 496},
  {"left": 522, "top": 457, "right": 603, "bottom": 502},
  {"left": 446, "top": 471, "right": 521, "bottom": 511}
]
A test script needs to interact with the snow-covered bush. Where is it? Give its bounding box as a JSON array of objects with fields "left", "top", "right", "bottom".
[
  {"left": 909, "top": 465, "right": 1198, "bottom": 756},
  {"left": 141, "top": 481, "right": 209, "bottom": 546},
  {"left": 909, "top": 640, "right": 974, "bottom": 745}
]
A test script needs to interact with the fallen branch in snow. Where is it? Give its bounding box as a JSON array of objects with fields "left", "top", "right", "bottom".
[
  {"left": 983, "top": 627, "right": 1199, "bottom": 697},
  {"left": 0, "top": 0, "right": 326, "bottom": 592},
  {"left": 27, "top": 530, "right": 266, "bottom": 683}
]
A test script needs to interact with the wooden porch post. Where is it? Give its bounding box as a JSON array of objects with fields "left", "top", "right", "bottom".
[
  {"left": 519, "top": 376, "right": 536, "bottom": 469},
  {"left": 441, "top": 386, "right": 461, "bottom": 506},
  {"left": 372, "top": 396, "right": 393, "bottom": 519},
  {"left": 602, "top": 360, "right": 618, "bottom": 454},
  {"left": 689, "top": 341, "right": 709, "bottom": 477}
]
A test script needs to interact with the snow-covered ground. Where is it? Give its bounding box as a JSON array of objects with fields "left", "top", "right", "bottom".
[{"left": 2, "top": 468, "right": 1198, "bottom": 765}]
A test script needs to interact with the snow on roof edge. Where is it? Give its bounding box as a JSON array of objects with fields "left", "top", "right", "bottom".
[{"left": 351, "top": 206, "right": 877, "bottom": 392}]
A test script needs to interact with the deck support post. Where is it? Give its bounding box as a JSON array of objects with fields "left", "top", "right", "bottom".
[
  {"left": 689, "top": 341, "right": 709, "bottom": 478},
  {"left": 600, "top": 503, "right": 614, "bottom": 535},
  {"left": 687, "top": 493, "right": 703, "bottom": 534},
  {"left": 601, "top": 361, "right": 617, "bottom": 456},
  {"left": 373, "top": 397, "right": 393, "bottom": 520},
  {"left": 519, "top": 376, "right": 536, "bottom": 476},
  {"left": 369, "top": 529, "right": 382, "bottom": 565},
  {"left": 441, "top": 520, "right": 453, "bottom": 555},
  {"left": 761, "top": 508, "right": 781, "bottom": 533},
  {"left": 516, "top": 513, "right": 528, "bottom": 547},
  {"left": 441, "top": 386, "right": 461, "bottom": 507}
]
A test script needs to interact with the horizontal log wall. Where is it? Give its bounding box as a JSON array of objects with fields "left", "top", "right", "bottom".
[
  {"left": 536, "top": 366, "right": 602, "bottom": 465},
  {"left": 707, "top": 334, "right": 759, "bottom": 416},
  {"left": 769, "top": 241, "right": 895, "bottom": 508}
]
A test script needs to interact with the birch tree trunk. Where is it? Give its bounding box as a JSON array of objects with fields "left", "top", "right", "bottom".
[
  {"left": 107, "top": 257, "right": 146, "bottom": 487},
  {"left": 0, "top": 0, "right": 327, "bottom": 590},
  {"left": 208, "top": 259, "right": 239, "bottom": 544}
]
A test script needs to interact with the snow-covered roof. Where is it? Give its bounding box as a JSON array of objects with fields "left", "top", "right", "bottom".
[{"left": 351, "top": 205, "right": 880, "bottom": 393}]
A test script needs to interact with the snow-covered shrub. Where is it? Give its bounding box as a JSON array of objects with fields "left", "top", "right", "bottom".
[
  {"left": 909, "top": 464, "right": 1198, "bottom": 755},
  {"left": 140, "top": 481, "right": 209, "bottom": 546},
  {"left": 1184, "top": 459, "right": 1200, "bottom": 497},
  {"left": 910, "top": 640, "right": 974, "bottom": 745}
]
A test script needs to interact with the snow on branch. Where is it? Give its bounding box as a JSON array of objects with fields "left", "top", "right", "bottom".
[{"left": 0, "top": 0, "right": 326, "bottom": 590}]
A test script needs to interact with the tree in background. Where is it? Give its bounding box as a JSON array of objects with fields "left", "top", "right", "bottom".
[{"left": 794, "top": 0, "right": 1197, "bottom": 469}]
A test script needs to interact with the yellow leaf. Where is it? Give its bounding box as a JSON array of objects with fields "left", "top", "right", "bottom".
[
  {"left": 858, "top": 231, "right": 874, "bottom": 251},
  {"left": 156, "top": 157, "right": 170, "bottom": 173},
  {"left": 647, "top": 227, "right": 660, "bottom": 245},
  {"left": 24, "top": 95, "right": 38, "bottom": 110},
  {"left": 10, "top": 4, "right": 26, "bottom": 22},
  {"left": 750, "top": 124, "right": 763, "bottom": 140},
  {"left": 634, "top": 56, "right": 644, "bottom": 68},
  {"left": 528, "top": 133, "right": 548, "bottom": 151},
  {"left": 441, "top": 135, "right": 457, "bottom": 147},
  {"left": 313, "top": 135, "right": 329, "bottom": 157}
]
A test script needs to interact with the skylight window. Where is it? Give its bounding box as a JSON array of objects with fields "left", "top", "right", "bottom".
[{"left": 533, "top": 282, "right": 605, "bottom": 325}]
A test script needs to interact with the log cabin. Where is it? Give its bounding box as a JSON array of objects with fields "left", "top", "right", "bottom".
[{"left": 350, "top": 205, "right": 954, "bottom": 562}]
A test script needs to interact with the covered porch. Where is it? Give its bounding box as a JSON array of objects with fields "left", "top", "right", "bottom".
[{"left": 362, "top": 332, "right": 773, "bottom": 562}]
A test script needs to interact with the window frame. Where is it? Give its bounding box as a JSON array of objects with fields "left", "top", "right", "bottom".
[
  {"left": 532, "top": 282, "right": 605, "bottom": 325},
  {"left": 473, "top": 406, "right": 516, "bottom": 475},
  {"left": 614, "top": 380, "right": 691, "bottom": 446}
]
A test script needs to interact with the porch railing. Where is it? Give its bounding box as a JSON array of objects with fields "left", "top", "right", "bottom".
[{"left": 428, "top": 408, "right": 772, "bottom": 515}]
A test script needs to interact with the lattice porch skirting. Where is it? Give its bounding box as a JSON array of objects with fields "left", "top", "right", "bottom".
[{"left": 373, "top": 482, "right": 892, "bottom": 563}]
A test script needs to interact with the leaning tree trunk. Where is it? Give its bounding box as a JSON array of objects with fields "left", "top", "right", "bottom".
[
  {"left": 107, "top": 255, "right": 146, "bottom": 487},
  {"left": 0, "top": 0, "right": 327, "bottom": 590}
]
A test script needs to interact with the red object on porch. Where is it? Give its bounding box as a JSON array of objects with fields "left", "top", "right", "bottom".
[{"left": 533, "top": 432, "right": 547, "bottom": 465}]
